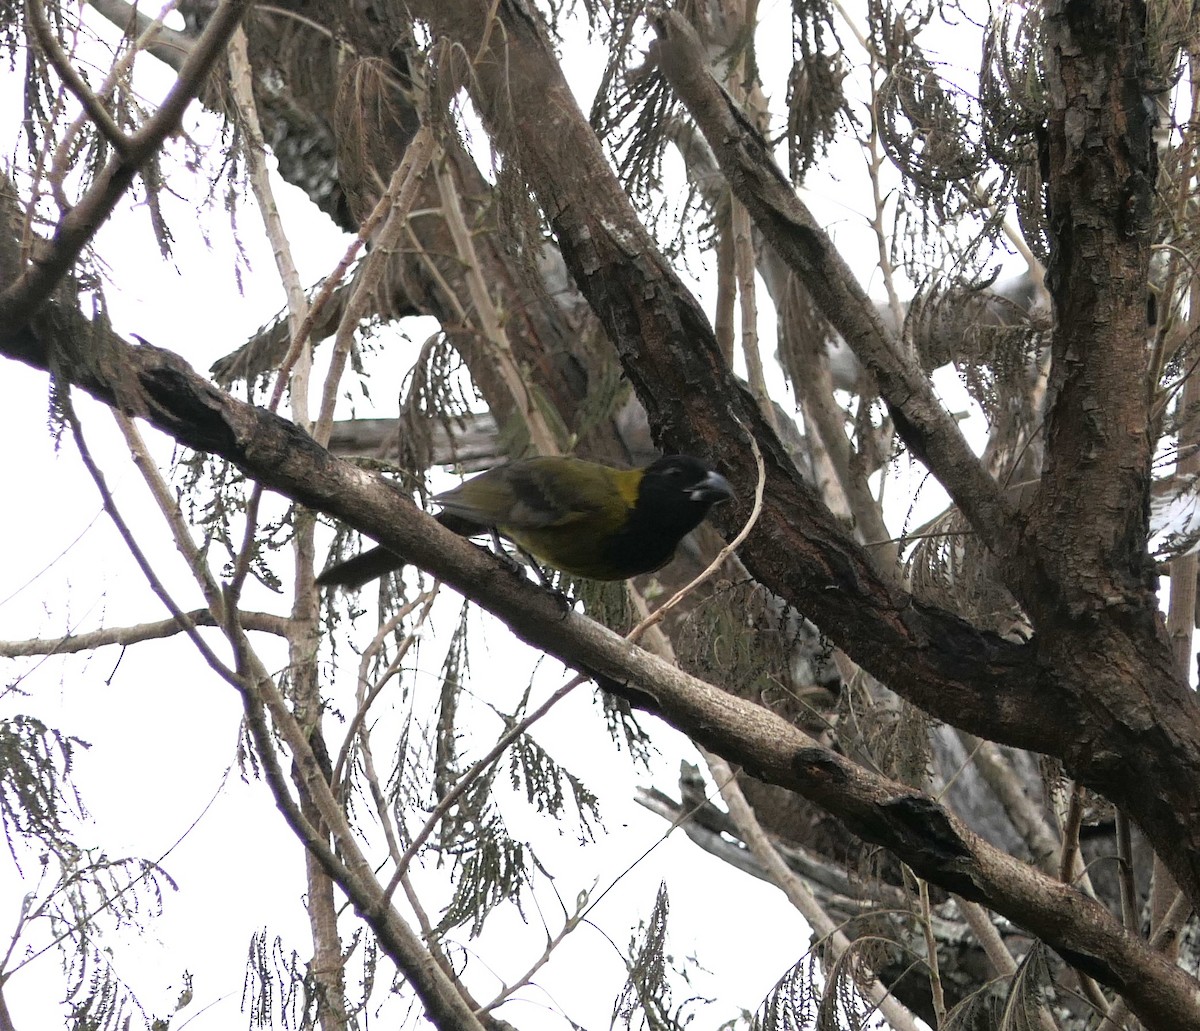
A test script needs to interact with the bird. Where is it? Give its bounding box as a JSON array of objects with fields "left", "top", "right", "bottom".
[{"left": 316, "top": 454, "right": 735, "bottom": 589}]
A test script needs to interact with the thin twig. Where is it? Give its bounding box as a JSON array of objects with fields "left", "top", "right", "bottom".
[
  {"left": 433, "top": 147, "right": 561, "bottom": 456},
  {"left": 113, "top": 412, "right": 224, "bottom": 611},
  {"left": 64, "top": 389, "right": 240, "bottom": 687},
  {"left": 313, "top": 125, "right": 438, "bottom": 447},
  {"left": 917, "top": 876, "right": 947, "bottom": 1028},
  {"left": 1058, "top": 782, "right": 1085, "bottom": 884},
  {"left": 227, "top": 25, "right": 311, "bottom": 408},
  {"left": 330, "top": 589, "right": 438, "bottom": 788},
  {"left": 388, "top": 671, "right": 589, "bottom": 892},
  {"left": 478, "top": 893, "right": 589, "bottom": 1014},
  {"left": 731, "top": 196, "right": 776, "bottom": 433},
  {"left": 1115, "top": 813, "right": 1138, "bottom": 932},
  {"left": 5, "top": 765, "right": 233, "bottom": 980},
  {"left": 26, "top": 0, "right": 130, "bottom": 153}
]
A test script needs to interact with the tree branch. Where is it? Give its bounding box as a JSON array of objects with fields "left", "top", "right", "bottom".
[
  {"left": 704, "top": 751, "right": 925, "bottom": 1031},
  {"left": 27, "top": 0, "right": 131, "bottom": 154},
  {"left": 0, "top": 0, "right": 253, "bottom": 335},
  {"left": 1, "top": 321, "right": 1194, "bottom": 1028},
  {"left": 0, "top": 610, "right": 289, "bottom": 657},
  {"left": 1026, "top": 0, "right": 1158, "bottom": 617},
  {"left": 86, "top": 0, "right": 194, "bottom": 72},
  {"left": 647, "top": 9, "right": 1014, "bottom": 554}
]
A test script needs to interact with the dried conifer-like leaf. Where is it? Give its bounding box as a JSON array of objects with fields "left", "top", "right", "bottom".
[
  {"left": 612, "top": 882, "right": 672, "bottom": 1030},
  {"left": 785, "top": 0, "right": 845, "bottom": 178},
  {"left": 507, "top": 730, "right": 603, "bottom": 837},
  {"left": 437, "top": 799, "right": 534, "bottom": 938},
  {"left": 433, "top": 601, "right": 471, "bottom": 802},
  {"left": 980, "top": 8, "right": 1047, "bottom": 261},
  {"left": 904, "top": 505, "right": 1027, "bottom": 636},
  {"left": 0, "top": 715, "right": 87, "bottom": 861},
  {"left": 395, "top": 333, "right": 478, "bottom": 491}
]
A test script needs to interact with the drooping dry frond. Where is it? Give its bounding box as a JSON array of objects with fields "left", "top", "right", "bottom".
[
  {"left": 755, "top": 940, "right": 894, "bottom": 1031},
  {"left": 786, "top": 0, "right": 848, "bottom": 179},
  {"left": 979, "top": 7, "right": 1047, "bottom": 262},
  {"left": 875, "top": 16, "right": 988, "bottom": 225},
  {"left": 0, "top": 715, "right": 87, "bottom": 863},
  {"left": 903, "top": 504, "right": 1027, "bottom": 635},
  {"left": 612, "top": 882, "right": 675, "bottom": 1031}
]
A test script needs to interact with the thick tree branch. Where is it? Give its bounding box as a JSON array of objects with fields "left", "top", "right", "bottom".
[
  {"left": 648, "top": 10, "right": 1014, "bottom": 554},
  {"left": 1026, "top": 0, "right": 1158, "bottom": 616},
  {"left": 2, "top": 318, "right": 1198, "bottom": 1029}
]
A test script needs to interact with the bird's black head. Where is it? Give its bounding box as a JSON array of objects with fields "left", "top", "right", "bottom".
[
  {"left": 593, "top": 455, "right": 734, "bottom": 579},
  {"left": 636, "top": 455, "right": 734, "bottom": 534}
]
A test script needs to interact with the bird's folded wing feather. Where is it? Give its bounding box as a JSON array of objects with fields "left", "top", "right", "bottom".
[{"left": 435, "top": 463, "right": 611, "bottom": 530}]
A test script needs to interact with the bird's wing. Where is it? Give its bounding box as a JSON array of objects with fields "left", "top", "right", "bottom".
[
  {"left": 508, "top": 461, "right": 613, "bottom": 528},
  {"left": 435, "top": 459, "right": 612, "bottom": 531}
]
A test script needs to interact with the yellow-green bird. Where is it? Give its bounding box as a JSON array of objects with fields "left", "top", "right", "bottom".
[{"left": 317, "top": 454, "right": 734, "bottom": 589}]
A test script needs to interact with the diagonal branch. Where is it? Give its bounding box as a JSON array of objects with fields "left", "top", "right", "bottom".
[
  {"left": 27, "top": 0, "right": 131, "bottom": 154},
  {"left": 225, "top": 616, "right": 492, "bottom": 1031},
  {"left": 1020, "top": 0, "right": 1158, "bottom": 614},
  {"left": 649, "top": 9, "right": 1014, "bottom": 555},
  {"left": 704, "top": 750, "right": 926, "bottom": 1031},
  {"left": 3, "top": 315, "right": 1199, "bottom": 1029},
  {"left": 0, "top": 0, "right": 253, "bottom": 335}
]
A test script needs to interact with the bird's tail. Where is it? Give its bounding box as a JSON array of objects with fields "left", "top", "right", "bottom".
[{"left": 316, "top": 545, "right": 405, "bottom": 590}]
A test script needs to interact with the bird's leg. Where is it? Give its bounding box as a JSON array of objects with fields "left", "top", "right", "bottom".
[
  {"left": 486, "top": 528, "right": 525, "bottom": 577},
  {"left": 482, "top": 531, "right": 572, "bottom": 610},
  {"left": 514, "top": 543, "right": 554, "bottom": 588},
  {"left": 512, "top": 543, "right": 576, "bottom": 612}
]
